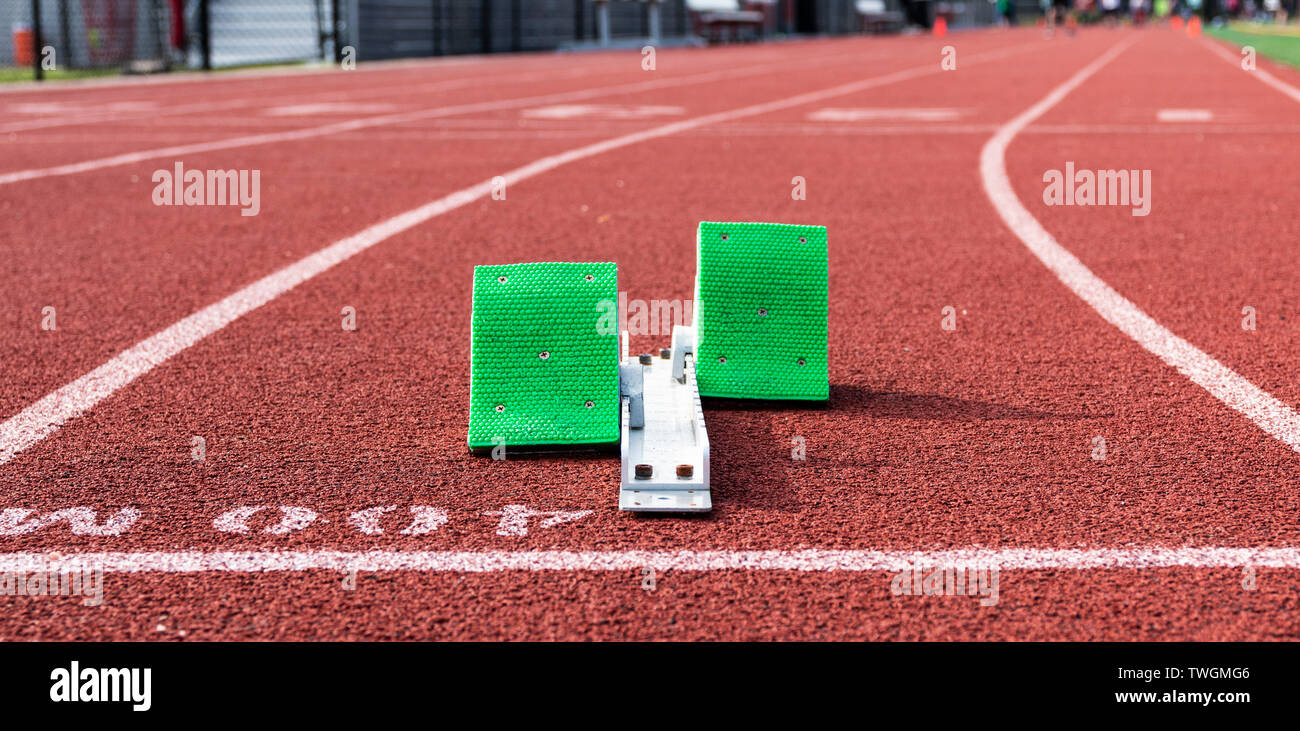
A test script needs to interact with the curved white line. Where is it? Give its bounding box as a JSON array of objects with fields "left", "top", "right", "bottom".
[
  {"left": 979, "top": 35, "right": 1300, "bottom": 455},
  {"left": 1200, "top": 37, "right": 1300, "bottom": 105},
  {"left": 0, "top": 43, "right": 1038, "bottom": 467}
]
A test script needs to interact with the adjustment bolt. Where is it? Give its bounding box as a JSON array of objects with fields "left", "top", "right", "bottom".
[
  {"left": 634, "top": 464, "right": 653, "bottom": 479},
  {"left": 659, "top": 348, "right": 671, "bottom": 359},
  {"left": 638, "top": 353, "right": 653, "bottom": 365},
  {"left": 676, "top": 464, "right": 694, "bottom": 478}
]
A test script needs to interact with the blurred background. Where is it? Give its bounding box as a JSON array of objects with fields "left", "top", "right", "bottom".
[{"left": 0, "top": 0, "right": 1295, "bottom": 81}]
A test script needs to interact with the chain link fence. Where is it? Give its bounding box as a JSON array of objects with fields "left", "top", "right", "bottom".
[
  {"left": 1, "top": 0, "right": 1007, "bottom": 82},
  {"left": 0, "top": 0, "right": 342, "bottom": 80}
]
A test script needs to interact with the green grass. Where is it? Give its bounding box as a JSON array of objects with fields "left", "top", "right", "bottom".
[
  {"left": 0, "top": 66, "right": 121, "bottom": 83},
  {"left": 0, "top": 59, "right": 316, "bottom": 84},
  {"left": 1208, "top": 23, "right": 1300, "bottom": 71}
]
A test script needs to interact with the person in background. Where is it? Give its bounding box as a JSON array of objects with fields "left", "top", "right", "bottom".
[
  {"left": 997, "top": 0, "right": 1018, "bottom": 25},
  {"left": 1100, "top": 0, "right": 1122, "bottom": 24},
  {"left": 1045, "top": 0, "right": 1074, "bottom": 35},
  {"left": 1132, "top": 0, "right": 1151, "bottom": 23}
]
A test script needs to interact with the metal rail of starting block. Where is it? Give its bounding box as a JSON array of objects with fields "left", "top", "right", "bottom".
[{"left": 618, "top": 325, "right": 711, "bottom": 512}]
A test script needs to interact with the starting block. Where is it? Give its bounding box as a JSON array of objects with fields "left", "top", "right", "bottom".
[
  {"left": 467, "top": 223, "right": 828, "bottom": 512},
  {"left": 695, "top": 221, "right": 829, "bottom": 400},
  {"left": 467, "top": 261, "right": 620, "bottom": 451}
]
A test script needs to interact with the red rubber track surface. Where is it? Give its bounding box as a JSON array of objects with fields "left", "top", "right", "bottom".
[{"left": 2, "top": 26, "right": 1299, "bottom": 640}]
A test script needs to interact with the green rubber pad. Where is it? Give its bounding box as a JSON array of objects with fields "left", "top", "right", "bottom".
[
  {"left": 694, "top": 222, "right": 829, "bottom": 400},
  {"left": 468, "top": 262, "right": 620, "bottom": 450}
]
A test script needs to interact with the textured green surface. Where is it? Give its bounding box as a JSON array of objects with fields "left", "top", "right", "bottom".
[
  {"left": 694, "top": 222, "right": 828, "bottom": 400},
  {"left": 468, "top": 262, "right": 620, "bottom": 449}
]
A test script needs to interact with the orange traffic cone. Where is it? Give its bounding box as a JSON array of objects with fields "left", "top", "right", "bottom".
[
  {"left": 934, "top": 16, "right": 947, "bottom": 38},
  {"left": 1170, "top": 15, "right": 1184, "bottom": 30},
  {"left": 1187, "top": 15, "right": 1202, "bottom": 36}
]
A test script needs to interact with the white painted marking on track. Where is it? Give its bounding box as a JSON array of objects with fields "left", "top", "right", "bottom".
[
  {"left": 0, "top": 68, "right": 600, "bottom": 135},
  {"left": 1156, "top": 108, "right": 1213, "bottom": 122},
  {"left": 0, "top": 507, "right": 140, "bottom": 536},
  {"left": 348, "top": 505, "right": 448, "bottom": 535},
  {"left": 264, "top": 102, "right": 396, "bottom": 116},
  {"left": 348, "top": 506, "right": 396, "bottom": 535},
  {"left": 213, "top": 506, "right": 318, "bottom": 534},
  {"left": 522, "top": 104, "right": 686, "bottom": 119},
  {"left": 1, "top": 547, "right": 1299, "bottom": 573},
  {"left": 0, "top": 42, "right": 1039, "bottom": 466},
  {"left": 6, "top": 101, "right": 158, "bottom": 114},
  {"left": 485, "top": 505, "right": 593, "bottom": 537},
  {"left": 401, "top": 507, "right": 449, "bottom": 535},
  {"left": 807, "top": 107, "right": 967, "bottom": 122},
  {"left": 0, "top": 45, "right": 910, "bottom": 186},
  {"left": 980, "top": 35, "right": 1300, "bottom": 456},
  {"left": 1201, "top": 37, "right": 1300, "bottom": 106}
]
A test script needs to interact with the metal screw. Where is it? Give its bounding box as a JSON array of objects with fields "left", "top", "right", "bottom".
[
  {"left": 495, "top": 404, "right": 505, "bottom": 412},
  {"left": 497, "top": 275, "right": 508, "bottom": 283},
  {"left": 539, "top": 351, "right": 550, "bottom": 360},
  {"left": 585, "top": 400, "right": 594, "bottom": 408}
]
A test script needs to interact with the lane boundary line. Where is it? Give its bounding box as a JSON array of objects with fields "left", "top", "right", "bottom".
[
  {"left": 0, "top": 546, "right": 1297, "bottom": 573},
  {"left": 0, "top": 44, "right": 928, "bottom": 186},
  {"left": 0, "top": 43, "right": 1038, "bottom": 467},
  {"left": 1200, "top": 36, "right": 1300, "bottom": 104},
  {"left": 0, "top": 45, "right": 888, "bottom": 135},
  {"left": 0, "top": 65, "right": 602, "bottom": 135},
  {"left": 979, "top": 33, "right": 1300, "bottom": 456}
]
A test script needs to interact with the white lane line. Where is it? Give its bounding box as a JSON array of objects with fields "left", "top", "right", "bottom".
[
  {"left": 521, "top": 104, "right": 686, "bottom": 119},
  {"left": 1, "top": 547, "right": 1298, "bottom": 573},
  {"left": 979, "top": 35, "right": 1300, "bottom": 456},
  {"left": 1156, "top": 108, "right": 1213, "bottom": 122},
  {"left": 0, "top": 70, "right": 562, "bottom": 134},
  {"left": 0, "top": 44, "right": 1035, "bottom": 467},
  {"left": 0, "top": 46, "right": 896, "bottom": 184},
  {"left": 263, "top": 102, "right": 397, "bottom": 116},
  {"left": 0, "top": 63, "right": 668, "bottom": 135},
  {"left": 1201, "top": 36, "right": 1300, "bottom": 105},
  {"left": 807, "top": 107, "right": 968, "bottom": 122},
  {"left": 0, "top": 55, "right": 505, "bottom": 96}
]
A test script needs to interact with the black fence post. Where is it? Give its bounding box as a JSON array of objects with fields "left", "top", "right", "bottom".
[
  {"left": 314, "top": 0, "right": 325, "bottom": 61},
  {"left": 511, "top": 0, "right": 521, "bottom": 52},
  {"left": 575, "top": 0, "right": 585, "bottom": 41},
  {"left": 481, "top": 0, "right": 493, "bottom": 54},
  {"left": 57, "top": 0, "right": 69, "bottom": 69},
  {"left": 199, "top": 0, "right": 211, "bottom": 70},
  {"left": 30, "top": 0, "right": 43, "bottom": 81},
  {"left": 332, "top": 0, "right": 342, "bottom": 62},
  {"left": 433, "top": 0, "right": 442, "bottom": 56}
]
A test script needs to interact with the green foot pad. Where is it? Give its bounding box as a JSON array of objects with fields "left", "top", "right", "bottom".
[
  {"left": 468, "top": 262, "right": 621, "bottom": 450},
  {"left": 694, "top": 222, "right": 829, "bottom": 400}
]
